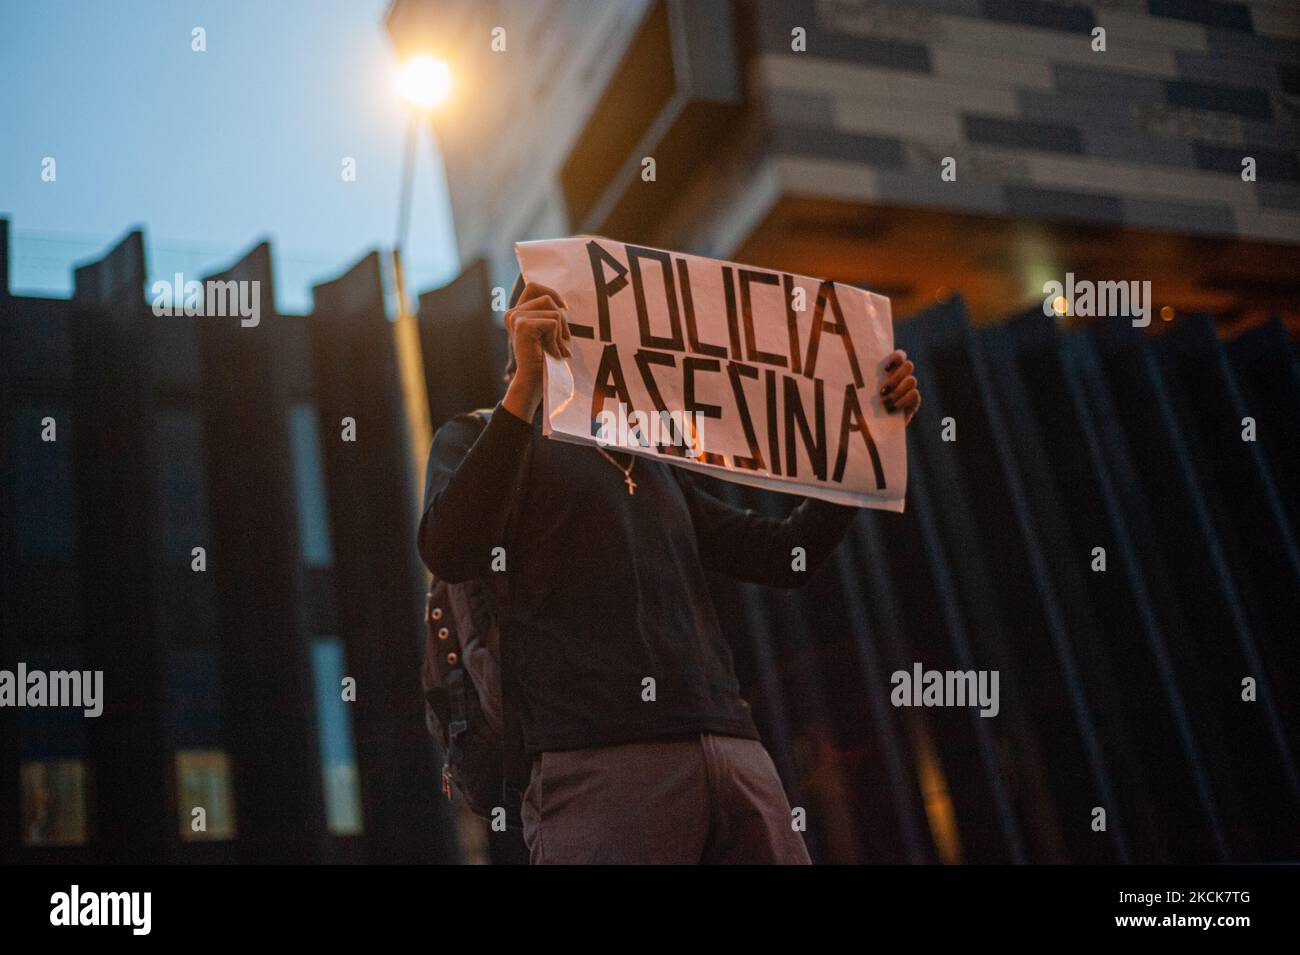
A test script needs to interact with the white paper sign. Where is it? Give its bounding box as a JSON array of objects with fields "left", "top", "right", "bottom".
[{"left": 515, "top": 237, "right": 907, "bottom": 511}]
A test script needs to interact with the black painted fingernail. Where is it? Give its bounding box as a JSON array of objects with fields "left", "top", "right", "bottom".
[
  {"left": 880, "top": 385, "right": 889, "bottom": 395},
  {"left": 886, "top": 361, "right": 899, "bottom": 372},
  {"left": 884, "top": 399, "right": 895, "bottom": 412}
]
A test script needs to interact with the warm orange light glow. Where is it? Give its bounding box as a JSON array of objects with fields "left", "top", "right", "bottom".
[
  {"left": 1051, "top": 295, "right": 1069, "bottom": 316},
  {"left": 913, "top": 730, "right": 962, "bottom": 864},
  {"left": 396, "top": 56, "right": 451, "bottom": 111},
  {"left": 1161, "top": 306, "right": 1174, "bottom": 321}
]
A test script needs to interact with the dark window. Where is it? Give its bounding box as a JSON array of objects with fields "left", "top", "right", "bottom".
[
  {"left": 153, "top": 408, "right": 211, "bottom": 563},
  {"left": 289, "top": 404, "right": 334, "bottom": 568},
  {"left": 311, "top": 637, "right": 363, "bottom": 835},
  {"left": 10, "top": 403, "right": 77, "bottom": 560}
]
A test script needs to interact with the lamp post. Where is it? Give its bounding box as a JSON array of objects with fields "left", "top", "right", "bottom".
[
  {"left": 394, "top": 55, "right": 452, "bottom": 289},
  {"left": 389, "top": 53, "right": 492, "bottom": 865},
  {"left": 392, "top": 55, "right": 452, "bottom": 529},
  {"left": 394, "top": 55, "right": 452, "bottom": 258}
]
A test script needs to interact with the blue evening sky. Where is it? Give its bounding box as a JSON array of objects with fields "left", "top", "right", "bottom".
[{"left": 0, "top": 0, "right": 458, "bottom": 314}]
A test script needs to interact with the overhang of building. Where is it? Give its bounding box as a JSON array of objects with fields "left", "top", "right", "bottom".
[
  {"left": 557, "top": 0, "right": 745, "bottom": 236},
  {"left": 734, "top": 183, "right": 1300, "bottom": 332}
]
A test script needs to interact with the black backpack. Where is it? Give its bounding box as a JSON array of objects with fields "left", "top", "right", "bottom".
[{"left": 420, "top": 410, "right": 530, "bottom": 828}]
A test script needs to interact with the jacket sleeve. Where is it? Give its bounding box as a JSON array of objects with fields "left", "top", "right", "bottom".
[
  {"left": 417, "top": 403, "right": 533, "bottom": 582},
  {"left": 673, "top": 470, "right": 859, "bottom": 589}
]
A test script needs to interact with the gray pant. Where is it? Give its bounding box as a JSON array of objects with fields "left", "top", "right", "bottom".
[{"left": 521, "top": 733, "right": 812, "bottom": 864}]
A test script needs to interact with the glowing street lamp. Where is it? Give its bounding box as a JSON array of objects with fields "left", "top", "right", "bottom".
[{"left": 396, "top": 55, "right": 451, "bottom": 112}]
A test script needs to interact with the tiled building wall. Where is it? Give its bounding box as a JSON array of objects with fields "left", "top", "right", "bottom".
[{"left": 757, "top": 0, "right": 1300, "bottom": 242}]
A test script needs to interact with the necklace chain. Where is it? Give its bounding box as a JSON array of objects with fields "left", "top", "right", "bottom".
[{"left": 595, "top": 446, "right": 637, "bottom": 495}]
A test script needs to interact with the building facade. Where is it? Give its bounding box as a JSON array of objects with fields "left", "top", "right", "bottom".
[
  {"left": 387, "top": 0, "right": 1299, "bottom": 326},
  {"left": 0, "top": 220, "right": 461, "bottom": 863}
]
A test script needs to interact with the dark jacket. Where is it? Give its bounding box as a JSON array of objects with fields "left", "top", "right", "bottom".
[{"left": 418, "top": 403, "right": 857, "bottom": 755}]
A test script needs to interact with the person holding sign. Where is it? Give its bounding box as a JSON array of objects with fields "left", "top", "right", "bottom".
[{"left": 419, "top": 248, "right": 920, "bottom": 864}]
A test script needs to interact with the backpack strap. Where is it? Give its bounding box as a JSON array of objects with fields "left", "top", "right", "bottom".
[{"left": 443, "top": 666, "right": 469, "bottom": 799}]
